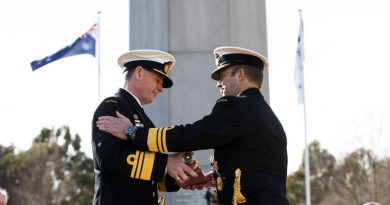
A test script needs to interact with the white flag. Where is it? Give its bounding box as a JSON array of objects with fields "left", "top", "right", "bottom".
[{"left": 295, "top": 11, "right": 305, "bottom": 104}]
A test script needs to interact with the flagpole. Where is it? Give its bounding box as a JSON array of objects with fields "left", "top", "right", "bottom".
[
  {"left": 298, "top": 9, "right": 311, "bottom": 205},
  {"left": 294, "top": 9, "right": 311, "bottom": 205},
  {"left": 302, "top": 67, "right": 311, "bottom": 205},
  {"left": 97, "top": 11, "right": 101, "bottom": 103}
]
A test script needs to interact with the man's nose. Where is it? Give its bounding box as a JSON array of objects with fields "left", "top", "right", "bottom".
[
  {"left": 216, "top": 81, "right": 223, "bottom": 88},
  {"left": 157, "top": 86, "right": 163, "bottom": 93}
]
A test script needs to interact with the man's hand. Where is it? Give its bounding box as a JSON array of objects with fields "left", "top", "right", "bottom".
[
  {"left": 167, "top": 152, "right": 198, "bottom": 186},
  {"left": 184, "top": 171, "right": 214, "bottom": 190},
  {"left": 96, "top": 111, "right": 132, "bottom": 140}
]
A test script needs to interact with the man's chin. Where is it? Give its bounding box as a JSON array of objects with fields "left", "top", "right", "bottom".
[{"left": 144, "top": 98, "right": 154, "bottom": 105}]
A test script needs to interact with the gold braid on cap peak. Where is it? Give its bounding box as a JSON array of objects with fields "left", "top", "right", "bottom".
[
  {"left": 163, "top": 61, "right": 172, "bottom": 74},
  {"left": 215, "top": 54, "right": 221, "bottom": 67}
]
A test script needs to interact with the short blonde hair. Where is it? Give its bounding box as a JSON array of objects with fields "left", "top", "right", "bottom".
[{"left": 0, "top": 187, "right": 8, "bottom": 202}]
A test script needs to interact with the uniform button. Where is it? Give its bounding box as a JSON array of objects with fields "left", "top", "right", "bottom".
[
  {"left": 152, "top": 180, "right": 155, "bottom": 185},
  {"left": 153, "top": 192, "right": 155, "bottom": 197}
]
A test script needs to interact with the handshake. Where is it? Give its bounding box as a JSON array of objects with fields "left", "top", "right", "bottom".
[{"left": 168, "top": 152, "right": 213, "bottom": 189}]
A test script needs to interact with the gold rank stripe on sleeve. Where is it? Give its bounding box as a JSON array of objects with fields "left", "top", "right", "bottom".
[
  {"left": 157, "top": 128, "right": 164, "bottom": 152},
  {"left": 147, "top": 126, "right": 175, "bottom": 152},
  {"left": 147, "top": 128, "right": 159, "bottom": 152},
  {"left": 140, "top": 152, "right": 155, "bottom": 180},
  {"left": 126, "top": 151, "right": 155, "bottom": 180},
  {"left": 135, "top": 152, "right": 144, "bottom": 179}
]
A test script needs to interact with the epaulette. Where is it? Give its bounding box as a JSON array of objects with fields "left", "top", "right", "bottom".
[
  {"left": 104, "top": 97, "right": 118, "bottom": 104},
  {"left": 216, "top": 96, "right": 237, "bottom": 104},
  {"left": 216, "top": 98, "right": 228, "bottom": 104}
]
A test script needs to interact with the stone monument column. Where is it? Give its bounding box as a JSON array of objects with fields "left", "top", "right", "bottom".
[{"left": 129, "top": 0, "right": 268, "bottom": 204}]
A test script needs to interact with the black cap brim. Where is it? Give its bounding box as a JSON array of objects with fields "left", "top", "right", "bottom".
[{"left": 151, "top": 68, "right": 173, "bottom": 88}]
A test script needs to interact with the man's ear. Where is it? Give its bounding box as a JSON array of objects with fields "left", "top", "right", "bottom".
[
  {"left": 237, "top": 68, "right": 245, "bottom": 81},
  {"left": 134, "top": 66, "right": 143, "bottom": 80}
]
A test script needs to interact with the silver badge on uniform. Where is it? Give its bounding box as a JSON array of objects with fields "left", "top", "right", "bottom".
[
  {"left": 133, "top": 114, "right": 139, "bottom": 120},
  {"left": 134, "top": 119, "right": 144, "bottom": 128}
]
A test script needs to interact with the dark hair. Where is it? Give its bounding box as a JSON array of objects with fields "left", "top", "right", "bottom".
[
  {"left": 230, "top": 65, "right": 263, "bottom": 87},
  {"left": 124, "top": 67, "right": 137, "bottom": 80}
]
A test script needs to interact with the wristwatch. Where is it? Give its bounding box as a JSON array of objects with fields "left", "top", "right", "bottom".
[{"left": 125, "top": 125, "right": 138, "bottom": 140}]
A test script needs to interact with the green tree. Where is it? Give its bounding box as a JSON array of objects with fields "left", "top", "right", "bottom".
[
  {"left": 287, "top": 140, "right": 390, "bottom": 205},
  {"left": 0, "top": 126, "right": 94, "bottom": 205},
  {"left": 0, "top": 144, "right": 18, "bottom": 197},
  {"left": 286, "top": 165, "right": 305, "bottom": 205},
  {"left": 331, "top": 148, "right": 390, "bottom": 205},
  {"left": 287, "top": 140, "right": 336, "bottom": 205},
  {"left": 309, "top": 140, "right": 336, "bottom": 204},
  {"left": 373, "top": 157, "right": 390, "bottom": 203}
]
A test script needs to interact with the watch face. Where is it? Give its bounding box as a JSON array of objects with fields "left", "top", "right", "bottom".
[{"left": 125, "top": 126, "right": 137, "bottom": 135}]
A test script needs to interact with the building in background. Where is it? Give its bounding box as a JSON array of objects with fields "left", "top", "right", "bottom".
[{"left": 128, "top": 0, "right": 268, "bottom": 204}]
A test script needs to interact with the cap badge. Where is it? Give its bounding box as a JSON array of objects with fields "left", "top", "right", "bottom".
[
  {"left": 215, "top": 54, "right": 221, "bottom": 66},
  {"left": 163, "top": 62, "right": 172, "bottom": 74}
]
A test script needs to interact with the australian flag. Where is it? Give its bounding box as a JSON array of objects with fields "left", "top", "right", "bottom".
[{"left": 31, "top": 24, "right": 97, "bottom": 71}]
